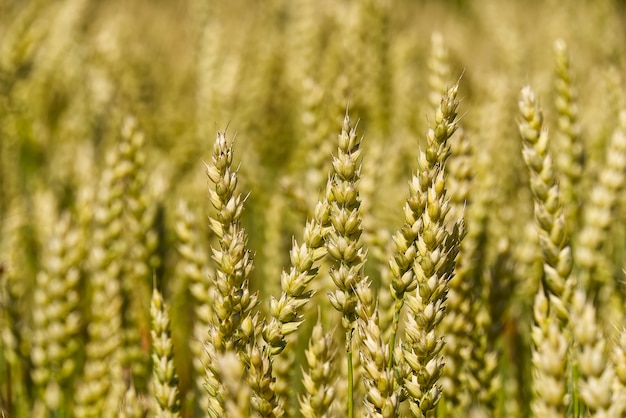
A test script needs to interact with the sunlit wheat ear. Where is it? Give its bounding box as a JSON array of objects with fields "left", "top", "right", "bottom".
[
  {"left": 118, "top": 117, "right": 156, "bottom": 392},
  {"left": 576, "top": 112, "right": 626, "bottom": 295},
  {"left": 360, "top": 0, "right": 392, "bottom": 136},
  {"left": 204, "top": 130, "right": 258, "bottom": 353},
  {"left": 204, "top": 128, "right": 285, "bottom": 417},
  {"left": 530, "top": 287, "right": 569, "bottom": 416},
  {"left": 446, "top": 127, "right": 472, "bottom": 221},
  {"left": 428, "top": 32, "right": 452, "bottom": 110},
  {"left": 440, "top": 126, "right": 477, "bottom": 411},
  {"left": 387, "top": 80, "right": 461, "bottom": 366},
  {"left": 358, "top": 308, "right": 404, "bottom": 417},
  {"left": 466, "top": 237, "right": 507, "bottom": 411},
  {"left": 262, "top": 196, "right": 329, "bottom": 414},
  {"left": 324, "top": 111, "right": 371, "bottom": 417},
  {"left": 0, "top": 201, "right": 30, "bottom": 412},
  {"left": 355, "top": 278, "right": 402, "bottom": 416},
  {"left": 208, "top": 349, "right": 248, "bottom": 418},
  {"left": 270, "top": 339, "right": 296, "bottom": 416},
  {"left": 30, "top": 212, "right": 82, "bottom": 414},
  {"left": 119, "top": 382, "right": 146, "bottom": 418},
  {"left": 74, "top": 132, "right": 129, "bottom": 418},
  {"left": 202, "top": 329, "right": 226, "bottom": 418},
  {"left": 290, "top": 0, "right": 334, "bottom": 207},
  {"left": 389, "top": 81, "right": 460, "bottom": 300},
  {"left": 553, "top": 39, "right": 584, "bottom": 231},
  {"left": 445, "top": 153, "right": 501, "bottom": 413},
  {"left": 326, "top": 112, "right": 370, "bottom": 325},
  {"left": 263, "top": 200, "right": 329, "bottom": 355},
  {"left": 195, "top": 10, "right": 225, "bottom": 143},
  {"left": 613, "top": 327, "right": 626, "bottom": 412},
  {"left": 401, "top": 81, "right": 465, "bottom": 418},
  {"left": 299, "top": 314, "right": 337, "bottom": 418},
  {"left": 174, "top": 199, "right": 213, "bottom": 413},
  {"left": 518, "top": 85, "right": 574, "bottom": 320},
  {"left": 247, "top": 343, "right": 285, "bottom": 417},
  {"left": 150, "top": 288, "right": 181, "bottom": 417},
  {"left": 570, "top": 290, "right": 617, "bottom": 416}
]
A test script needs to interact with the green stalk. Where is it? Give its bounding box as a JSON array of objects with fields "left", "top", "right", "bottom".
[
  {"left": 572, "top": 360, "right": 580, "bottom": 418},
  {"left": 347, "top": 328, "right": 354, "bottom": 418},
  {"left": 388, "top": 299, "right": 404, "bottom": 370}
]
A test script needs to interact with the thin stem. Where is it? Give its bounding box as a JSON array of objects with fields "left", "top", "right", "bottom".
[
  {"left": 347, "top": 328, "right": 354, "bottom": 418},
  {"left": 572, "top": 360, "right": 580, "bottom": 418},
  {"left": 388, "top": 299, "right": 404, "bottom": 370}
]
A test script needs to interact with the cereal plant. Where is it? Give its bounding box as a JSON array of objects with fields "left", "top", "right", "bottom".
[{"left": 1, "top": 0, "right": 626, "bottom": 417}]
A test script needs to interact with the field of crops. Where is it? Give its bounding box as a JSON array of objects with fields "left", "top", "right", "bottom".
[{"left": 1, "top": 0, "right": 626, "bottom": 417}]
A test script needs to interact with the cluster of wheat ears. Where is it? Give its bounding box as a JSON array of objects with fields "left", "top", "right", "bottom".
[{"left": 2, "top": 0, "right": 626, "bottom": 417}]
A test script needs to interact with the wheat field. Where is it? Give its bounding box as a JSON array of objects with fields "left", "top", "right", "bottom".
[{"left": 1, "top": 0, "right": 626, "bottom": 417}]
